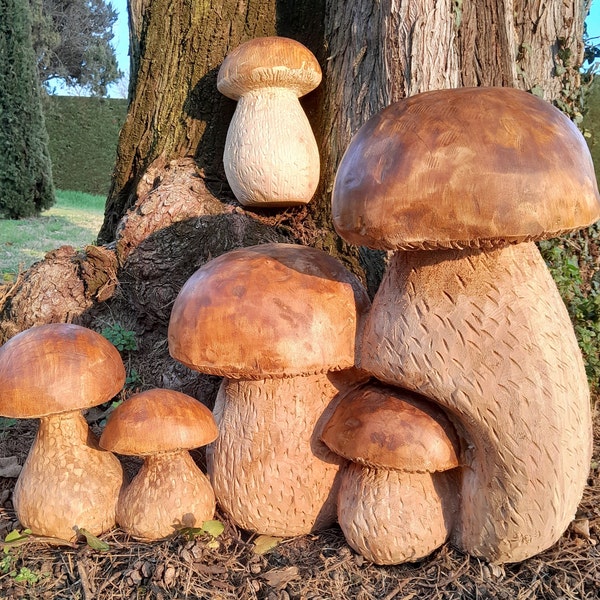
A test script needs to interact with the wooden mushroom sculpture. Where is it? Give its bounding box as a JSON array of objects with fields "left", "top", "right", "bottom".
[
  {"left": 332, "top": 87, "right": 600, "bottom": 563},
  {"left": 0, "top": 323, "right": 125, "bottom": 540},
  {"left": 321, "top": 384, "right": 461, "bottom": 565},
  {"left": 99, "top": 388, "right": 218, "bottom": 541},
  {"left": 168, "top": 243, "right": 370, "bottom": 536},
  {"left": 218, "top": 36, "right": 321, "bottom": 206}
]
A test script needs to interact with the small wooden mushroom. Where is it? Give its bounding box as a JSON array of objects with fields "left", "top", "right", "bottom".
[
  {"left": 218, "top": 36, "right": 321, "bottom": 207},
  {"left": 168, "top": 243, "right": 370, "bottom": 536},
  {"left": 99, "top": 389, "right": 218, "bottom": 541},
  {"left": 332, "top": 87, "right": 600, "bottom": 563},
  {"left": 321, "top": 384, "right": 461, "bottom": 565},
  {"left": 0, "top": 323, "right": 125, "bottom": 540}
]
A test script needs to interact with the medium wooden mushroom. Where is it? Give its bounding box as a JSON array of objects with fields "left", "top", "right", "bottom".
[
  {"left": 218, "top": 36, "right": 321, "bottom": 207},
  {"left": 99, "top": 388, "right": 218, "bottom": 541},
  {"left": 0, "top": 323, "right": 125, "bottom": 540},
  {"left": 168, "top": 243, "right": 370, "bottom": 536},
  {"left": 332, "top": 87, "right": 600, "bottom": 563},
  {"left": 321, "top": 383, "right": 461, "bottom": 565}
]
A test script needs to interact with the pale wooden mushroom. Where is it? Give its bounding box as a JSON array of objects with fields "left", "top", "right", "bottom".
[
  {"left": 321, "top": 383, "right": 461, "bottom": 565},
  {"left": 168, "top": 243, "right": 370, "bottom": 536},
  {"left": 0, "top": 323, "right": 125, "bottom": 540},
  {"left": 332, "top": 87, "right": 600, "bottom": 563},
  {"left": 99, "top": 388, "right": 218, "bottom": 541},
  {"left": 218, "top": 36, "right": 321, "bottom": 207}
]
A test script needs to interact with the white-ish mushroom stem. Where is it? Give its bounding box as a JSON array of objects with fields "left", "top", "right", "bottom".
[
  {"left": 224, "top": 87, "right": 320, "bottom": 207},
  {"left": 360, "top": 242, "right": 592, "bottom": 563},
  {"left": 117, "top": 450, "right": 215, "bottom": 541},
  {"left": 13, "top": 411, "right": 124, "bottom": 540},
  {"left": 207, "top": 372, "right": 349, "bottom": 537},
  {"left": 337, "top": 463, "right": 459, "bottom": 565}
]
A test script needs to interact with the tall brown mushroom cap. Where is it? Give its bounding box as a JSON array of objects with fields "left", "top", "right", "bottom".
[
  {"left": 0, "top": 323, "right": 125, "bottom": 418},
  {"left": 217, "top": 36, "right": 322, "bottom": 100},
  {"left": 321, "top": 384, "right": 460, "bottom": 472},
  {"left": 332, "top": 87, "right": 600, "bottom": 251},
  {"left": 168, "top": 243, "right": 370, "bottom": 379},
  {"left": 100, "top": 389, "right": 218, "bottom": 456}
]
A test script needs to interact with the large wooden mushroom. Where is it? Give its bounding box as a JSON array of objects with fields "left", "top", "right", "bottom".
[
  {"left": 321, "top": 383, "right": 461, "bottom": 565},
  {"left": 99, "top": 389, "right": 218, "bottom": 541},
  {"left": 218, "top": 36, "right": 321, "bottom": 207},
  {"left": 0, "top": 323, "right": 125, "bottom": 540},
  {"left": 332, "top": 87, "right": 600, "bottom": 563},
  {"left": 168, "top": 243, "right": 370, "bottom": 536}
]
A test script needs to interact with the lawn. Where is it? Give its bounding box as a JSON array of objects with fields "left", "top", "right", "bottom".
[{"left": 0, "top": 190, "right": 105, "bottom": 282}]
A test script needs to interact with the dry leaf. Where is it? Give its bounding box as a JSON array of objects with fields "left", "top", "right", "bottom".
[
  {"left": 253, "top": 535, "right": 281, "bottom": 555},
  {"left": 261, "top": 566, "right": 299, "bottom": 589},
  {"left": 0, "top": 456, "right": 22, "bottom": 478}
]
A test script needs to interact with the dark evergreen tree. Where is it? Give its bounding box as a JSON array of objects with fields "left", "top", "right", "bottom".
[{"left": 0, "top": 0, "right": 55, "bottom": 219}]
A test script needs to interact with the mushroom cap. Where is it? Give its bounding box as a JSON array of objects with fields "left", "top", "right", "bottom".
[
  {"left": 0, "top": 323, "right": 125, "bottom": 419},
  {"left": 217, "top": 36, "right": 322, "bottom": 100},
  {"left": 168, "top": 243, "right": 370, "bottom": 379},
  {"left": 99, "top": 388, "right": 218, "bottom": 456},
  {"left": 321, "top": 384, "right": 461, "bottom": 472},
  {"left": 332, "top": 87, "right": 600, "bottom": 251}
]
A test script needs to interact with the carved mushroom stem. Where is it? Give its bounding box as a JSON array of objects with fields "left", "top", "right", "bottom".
[
  {"left": 206, "top": 372, "right": 348, "bottom": 537},
  {"left": 117, "top": 451, "right": 215, "bottom": 541},
  {"left": 224, "top": 87, "right": 320, "bottom": 206},
  {"left": 14, "top": 411, "right": 124, "bottom": 540},
  {"left": 337, "top": 464, "right": 459, "bottom": 565},
  {"left": 360, "top": 242, "right": 592, "bottom": 563}
]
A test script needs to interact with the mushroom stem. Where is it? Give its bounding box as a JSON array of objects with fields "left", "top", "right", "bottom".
[
  {"left": 337, "top": 464, "right": 459, "bottom": 565},
  {"left": 207, "top": 373, "right": 347, "bottom": 537},
  {"left": 360, "top": 242, "right": 592, "bottom": 562},
  {"left": 117, "top": 451, "right": 215, "bottom": 541},
  {"left": 13, "top": 411, "right": 124, "bottom": 540},
  {"left": 224, "top": 87, "right": 320, "bottom": 206}
]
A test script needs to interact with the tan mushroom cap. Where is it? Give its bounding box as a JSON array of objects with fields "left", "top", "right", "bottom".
[
  {"left": 0, "top": 323, "right": 125, "bottom": 419},
  {"left": 217, "top": 36, "right": 322, "bottom": 100},
  {"left": 99, "top": 389, "right": 218, "bottom": 456},
  {"left": 168, "top": 243, "right": 370, "bottom": 380},
  {"left": 321, "top": 384, "right": 461, "bottom": 472},
  {"left": 332, "top": 87, "right": 600, "bottom": 251}
]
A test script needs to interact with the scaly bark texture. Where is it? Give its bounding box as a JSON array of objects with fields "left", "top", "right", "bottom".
[
  {"left": 13, "top": 412, "right": 124, "bottom": 540},
  {"left": 360, "top": 243, "right": 592, "bottom": 563},
  {"left": 207, "top": 374, "right": 348, "bottom": 537}
]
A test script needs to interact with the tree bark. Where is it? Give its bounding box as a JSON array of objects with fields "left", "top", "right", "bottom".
[{"left": 0, "top": 0, "right": 588, "bottom": 396}]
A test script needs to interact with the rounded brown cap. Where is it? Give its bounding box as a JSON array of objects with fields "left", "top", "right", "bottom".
[
  {"left": 217, "top": 36, "right": 321, "bottom": 100},
  {"left": 99, "top": 389, "right": 218, "bottom": 455},
  {"left": 0, "top": 323, "right": 125, "bottom": 419},
  {"left": 332, "top": 87, "right": 600, "bottom": 251},
  {"left": 168, "top": 243, "right": 370, "bottom": 379},
  {"left": 321, "top": 384, "right": 461, "bottom": 472}
]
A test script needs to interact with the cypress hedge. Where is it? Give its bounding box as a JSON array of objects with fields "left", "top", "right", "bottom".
[{"left": 0, "top": 0, "right": 55, "bottom": 219}]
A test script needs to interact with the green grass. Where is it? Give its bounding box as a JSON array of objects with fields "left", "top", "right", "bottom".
[{"left": 0, "top": 189, "right": 105, "bottom": 281}]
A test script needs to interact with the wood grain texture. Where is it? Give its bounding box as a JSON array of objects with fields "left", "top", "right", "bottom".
[
  {"left": 0, "top": 323, "right": 125, "bottom": 418},
  {"left": 223, "top": 88, "right": 320, "bottom": 206},
  {"left": 206, "top": 374, "right": 348, "bottom": 536},
  {"left": 332, "top": 88, "right": 600, "bottom": 251},
  {"left": 168, "top": 243, "right": 370, "bottom": 379},
  {"left": 336, "top": 463, "right": 458, "bottom": 565},
  {"left": 13, "top": 412, "right": 124, "bottom": 540},
  {"left": 360, "top": 242, "right": 592, "bottom": 563},
  {"left": 116, "top": 451, "right": 215, "bottom": 541}
]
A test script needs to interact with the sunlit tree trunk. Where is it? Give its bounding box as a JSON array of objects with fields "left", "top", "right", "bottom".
[{"left": 0, "top": 0, "right": 587, "bottom": 395}]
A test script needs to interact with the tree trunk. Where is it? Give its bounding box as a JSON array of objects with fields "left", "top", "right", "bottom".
[{"left": 0, "top": 0, "right": 587, "bottom": 397}]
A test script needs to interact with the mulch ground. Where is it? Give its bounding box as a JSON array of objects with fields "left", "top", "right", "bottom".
[{"left": 1, "top": 412, "right": 599, "bottom": 600}]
